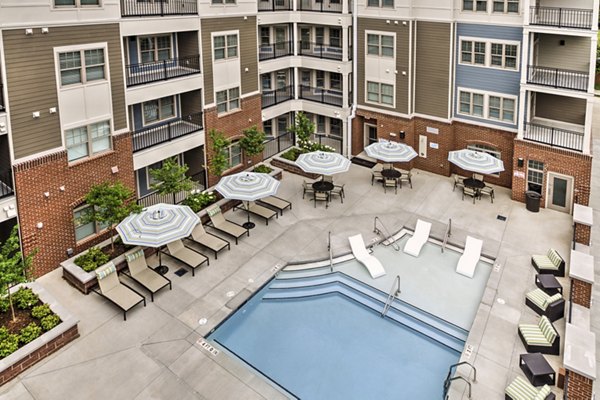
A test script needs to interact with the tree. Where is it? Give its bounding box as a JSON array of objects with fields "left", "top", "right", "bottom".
[
  {"left": 149, "top": 157, "right": 193, "bottom": 200},
  {"left": 288, "top": 112, "right": 315, "bottom": 151},
  {"left": 82, "top": 182, "right": 142, "bottom": 252},
  {"left": 0, "top": 225, "right": 35, "bottom": 322},
  {"left": 208, "top": 129, "right": 231, "bottom": 177},
  {"left": 239, "top": 126, "right": 266, "bottom": 165}
]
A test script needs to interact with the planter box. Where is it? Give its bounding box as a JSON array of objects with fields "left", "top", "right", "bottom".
[
  {"left": 0, "top": 282, "right": 79, "bottom": 385},
  {"left": 270, "top": 154, "right": 320, "bottom": 180}
]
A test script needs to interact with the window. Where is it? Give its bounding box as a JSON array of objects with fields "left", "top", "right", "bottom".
[
  {"left": 366, "top": 81, "right": 394, "bottom": 106},
  {"left": 142, "top": 96, "right": 175, "bottom": 125},
  {"left": 316, "top": 71, "right": 325, "bottom": 88},
  {"left": 330, "top": 73, "right": 341, "bottom": 90},
  {"left": 65, "top": 120, "right": 111, "bottom": 162},
  {"left": 59, "top": 48, "right": 105, "bottom": 86},
  {"left": 225, "top": 141, "right": 242, "bottom": 168},
  {"left": 460, "top": 39, "right": 519, "bottom": 70},
  {"left": 467, "top": 144, "right": 501, "bottom": 176},
  {"left": 55, "top": 0, "right": 99, "bottom": 7},
  {"left": 527, "top": 160, "right": 544, "bottom": 194},
  {"left": 264, "top": 120, "right": 273, "bottom": 137},
  {"left": 367, "top": 0, "right": 393, "bottom": 7},
  {"left": 276, "top": 71, "right": 287, "bottom": 89},
  {"left": 490, "top": 43, "right": 517, "bottom": 69},
  {"left": 260, "top": 27, "right": 270, "bottom": 46},
  {"left": 463, "top": 0, "right": 486, "bottom": 11},
  {"left": 330, "top": 119, "right": 341, "bottom": 137},
  {"left": 488, "top": 96, "right": 515, "bottom": 122},
  {"left": 211, "top": 0, "right": 236, "bottom": 4},
  {"left": 277, "top": 116, "right": 288, "bottom": 134},
  {"left": 213, "top": 34, "right": 238, "bottom": 60},
  {"left": 316, "top": 28, "right": 324, "bottom": 46},
  {"left": 216, "top": 87, "right": 240, "bottom": 114},
  {"left": 460, "top": 40, "right": 486, "bottom": 65},
  {"left": 458, "top": 89, "right": 516, "bottom": 123},
  {"left": 317, "top": 115, "right": 326, "bottom": 132},
  {"left": 459, "top": 91, "right": 484, "bottom": 117},
  {"left": 367, "top": 34, "right": 394, "bottom": 57},
  {"left": 139, "top": 36, "right": 171, "bottom": 63},
  {"left": 261, "top": 74, "right": 272, "bottom": 90},
  {"left": 329, "top": 28, "right": 341, "bottom": 48},
  {"left": 493, "top": 0, "right": 518, "bottom": 13}
]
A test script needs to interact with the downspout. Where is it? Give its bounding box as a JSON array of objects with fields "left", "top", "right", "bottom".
[{"left": 345, "top": 0, "right": 358, "bottom": 157}]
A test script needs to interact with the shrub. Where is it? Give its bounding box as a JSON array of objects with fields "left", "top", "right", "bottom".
[
  {"left": 40, "top": 314, "right": 61, "bottom": 332},
  {"left": 19, "top": 323, "right": 42, "bottom": 344},
  {"left": 13, "top": 288, "right": 39, "bottom": 310},
  {"left": 252, "top": 164, "right": 273, "bottom": 174},
  {"left": 0, "top": 327, "right": 19, "bottom": 358},
  {"left": 0, "top": 297, "right": 9, "bottom": 313},
  {"left": 31, "top": 304, "right": 52, "bottom": 319},
  {"left": 182, "top": 190, "right": 217, "bottom": 213},
  {"left": 74, "top": 247, "right": 110, "bottom": 273},
  {"left": 280, "top": 148, "right": 305, "bottom": 161}
]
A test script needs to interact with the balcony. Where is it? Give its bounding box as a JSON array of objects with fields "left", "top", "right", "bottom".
[
  {"left": 138, "top": 172, "right": 205, "bottom": 208},
  {"left": 298, "top": 42, "right": 343, "bottom": 61},
  {"left": 527, "top": 65, "right": 589, "bottom": 92},
  {"left": 0, "top": 83, "right": 5, "bottom": 112},
  {"left": 258, "top": 0, "right": 292, "bottom": 11},
  {"left": 262, "top": 85, "right": 294, "bottom": 108},
  {"left": 0, "top": 170, "right": 13, "bottom": 200},
  {"left": 121, "top": 0, "right": 197, "bottom": 17},
  {"left": 529, "top": 7, "right": 594, "bottom": 30},
  {"left": 524, "top": 122, "right": 584, "bottom": 152},
  {"left": 259, "top": 41, "right": 293, "bottom": 61},
  {"left": 132, "top": 112, "right": 203, "bottom": 152},
  {"left": 125, "top": 55, "right": 201, "bottom": 87},
  {"left": 263, "top": 131, "right": 295, "bottom": 160},
  {"left": 299, "top": 85, "right": 343, "bottom": 106},
  {"left": 298, "top": 0, "right": 342, "bottom": 13}
]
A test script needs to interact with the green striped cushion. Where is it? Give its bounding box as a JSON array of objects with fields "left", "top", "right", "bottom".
[
  {"left": 125, "top": 249, "right": 144, "bottom": 263},
  {"left": 547, "top": 249, "right": 561, "bottom": 266},
  {"left": 505, "top": 376, "right": 537, "bottom": 400},
  {"left": 207, "top": 206, "right": 221, "bottom": 217},
  {"left": 539, "top": 317, "right": 556, "bottom": 343},
  {"left": 533, "top": 385, "right": 551, "bottom": 400},
  {"left": 526, "top": 289, "right": 548, "bottom": 309},
  {"left": 95, "top": 262, "right": 116, "bottom": 280},
  {"left": 520, "top": 329, "right": 550, "bottom": 346},
  {"left": 543, "top": 293, "right": 562, "bottom": 308},
  {"left": 532, "top": 255, "right": 558, "bottom": 270}
]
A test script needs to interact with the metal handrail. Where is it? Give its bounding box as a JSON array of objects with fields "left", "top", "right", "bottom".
[
  {"left": 442, "top": 218, "right": 452, "bottom": 253},
  {"left": 381, "top": 275, "right": 401, "bottom": 317},
  {"left": 373, "top": 216, "right": 400, "bottom": 251},
  {"left": 443, "top": 361, "right": 476, "bottom": 399},
  {"left": 328, "top": 231, "right": 333, "bottom": 273},
  {"left": 443, "top": 376, "right": 471, "bottom": 399}
]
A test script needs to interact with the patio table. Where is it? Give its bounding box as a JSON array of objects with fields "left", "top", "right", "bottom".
[
  {"left": 519, "top": 353, "right": 555, "bottom": 386},
  {"left": 535, "top": 274, "right": 563, "bottom": 295},
  {"left": 463, "top": 178, "right": 485, "bottom": 190},
  {"left": 312, "top": 181, "right": 334, "bottom": 193},
  {"left": 381, "top": 169, "right": 401, "bottom": 179}
]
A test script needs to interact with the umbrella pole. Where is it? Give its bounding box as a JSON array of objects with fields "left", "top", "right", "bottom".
[
  {"left": 155, "top": 246, "right": 169, "bottom": 275},
  {"left": 242, "top": 200, "right": 256, "bottom": 230}
]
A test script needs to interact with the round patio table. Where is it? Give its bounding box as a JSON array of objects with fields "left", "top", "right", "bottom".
[
  {"left": 381, "top": 169, "right": 401, "bottom": 179},
  {"left": 312, "top": 181, "right": 334, "bottom": 193},
  {"left": 463, "top": 178, "right": 485, "bottom": 190}
]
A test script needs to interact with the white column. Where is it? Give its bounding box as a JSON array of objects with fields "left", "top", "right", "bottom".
[
  {"left": 342, "top": 72, "right": 349, "bottom": 110},
  {"left": 583, "top": 98, "right": 593, "bottom": 154},
  {"left": 517, "top": 30, "right": 531, "bottom": 140},
  {"left": 588, "top": 34, "right": 597, "bottom": 94}
]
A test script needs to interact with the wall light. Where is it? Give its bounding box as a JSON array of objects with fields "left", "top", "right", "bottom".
[
  {"left": 517, "top": 158, "right": 524, "bottom": 168},
  {"left": 25, "top": 29, "right": 33, "bottom": 36},
  {"left": 36, "top": 222, "right": 43, "bottom": 229},
  {"left": 41, "top": 27, "right": 49, "bottom": 34}
]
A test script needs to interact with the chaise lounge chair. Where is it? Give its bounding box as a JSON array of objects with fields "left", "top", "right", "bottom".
[
  {"left": 94, "top": 262, "right": 146, "bottom": 321},
  {"left": 525, "top": 289, "right": 564, "bottom": 322},
  {"left": 505, "top": 376, "right": 555, "bottom": 400},
  {"left": 206, "top": 205, "right": 249, "bottom": 244},
  {"left": 163, "top": 239, "right": 209, "bottom": 277},
  {"left": 235, "top": 201, "right": 278, "bottom": 225},
  {"left": 348, "top": 234, "right": 386, "bottom": 279},
  {"left": 187, "top": 223, "right": 230, "bottom": 259},
  {"left": 122, "top": 249, "right": 171, "bottom": 302},
  {"left": 258, "top": 195, "right": 292, "bottom": 216},
  {"left": 531, "top": 249, "right": 565, "bottom": 277},
  {"left": 456, "top": 236, "right": 483, "bottom": 278},
  {"left": 518, "top": 315, "right": 560, "bottom": 355},
  {"left": 403, "top": 219, "right": 432, "bottom": 257}
]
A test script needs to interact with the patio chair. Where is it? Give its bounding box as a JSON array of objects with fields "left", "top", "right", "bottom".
[
  {"left": 531, "top": 249, "right": 565, "bottom": 277},
  {"left": 371, "top": 165, "right": 383, "bottom": 185},
  {"left": 505, "top": 376, "right": 555, "bottom": 400},
  {"left": 403, "top": 219, "right": 432, "bottom": 257},
  {"left": 456, "top": 236, "right": 483, "bottom": 278},
  {"left": 525, "top": 288, "right": 565, "bottom": 322},
  {"left": 480, "top": 185, "right": 494, "bottom": 203},
  {"left": 330, "top": 184, "right": 345, "bottom": 203},
  {"left": 348, "top": 234, "right": 386, "bottom": 279},
  {"left": 473, "top": 173, "right": 484, "bottom": 181},
  {"left": 164, "top": 239, "right": 209, "bottom": 277},
  {"left": 235, "top": 201, "right": 278, "bottom": 225},
  {"left": 93, "top": 262, "right": 146, "bottom": 321},
  {"left": 383, "top": 178, "right": 398, "bottom": 194},
  {"left": 206, "top": 205, "right": 249, "bottom": 244},
  {"left": 302, "top": 180, "right": 314, "bottom": 199},
  {"left": 322, "top": 175, "right": 333, "bottom": 183},
  {"left": 187, "top": 223, "right": 230, "bottom": 259},
  {"left": 122, "top": 248, "right": 171, "bottom": 302},
  {"left": 399, "top": 170, "right": 412, "bottom": 189},
  {"left": 453, "top": 175, "right": 465, "bottom": 192},
  {"left": 462, "top": 186, "right": 478, "bottom": 203},
  {"left": 258, "top": 195, "right": 292, "bottom": 216},
  {"left": 517, "top": 315, "right": 560, "bottom": 355},
  {"left": 313, "top": 191, "right": 329, "bottom": 208}
]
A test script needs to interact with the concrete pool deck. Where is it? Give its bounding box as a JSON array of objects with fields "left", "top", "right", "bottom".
[{"left": 0, "top": 159, "right": 591, "bottom": 400}]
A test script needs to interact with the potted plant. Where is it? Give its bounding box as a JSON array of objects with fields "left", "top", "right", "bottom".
[{"left": 239, "top": 125, "right": 266, "bottom": 166}]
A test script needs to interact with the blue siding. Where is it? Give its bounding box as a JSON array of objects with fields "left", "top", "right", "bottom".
[{"left": 454, "top": 23, "right": 523, "bottom": 129}]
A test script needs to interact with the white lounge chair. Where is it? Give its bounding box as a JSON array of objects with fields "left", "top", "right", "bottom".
[
  {"left": 403, "top": 219, "right": 432, "bottom": 257},
  {"left": 348, "top": 234, "right": 386, "bottom": 279},
  {"left": 456, "top": 236, "right": 483, "bottom": 278}
]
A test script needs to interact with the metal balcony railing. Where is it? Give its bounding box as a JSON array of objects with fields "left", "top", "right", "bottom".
[
  {"left": 262, "top": 85, "right": 294, "bottom": 108},
  {"left": 527, "top": 65, "right": 589, "bottom": 92},
  {"left": 0, "top": 83, "right": 5, "bottom": 112},
  {"left": 125, "top": 55, "right": 201, "bottom": 87},
  {"left": 529, "top": 6, "right": 594, "bottom": 29},
  {"left": 263, "top": 131, "right": 295, "bottom": 160},
  {"left": 0, "top": 169, "right": 14, "bottom": 200},
  {"left": 299, "top": 85, "right": 343, "bottom": 106},
  {"left": 257, "top": 0, "right": 292, "bottom": 11},
  {"left": 298, "top": 41, "right": 343, "bottom": 61},
  {"left": 121, "top": 0, "right": 197, "bottom": 17},
  {"left": 259, "top": 41, "right": 293, "bottom": 61},
  {"left": 137, "top": 171, "right": 206, "bottom": 208},
  {"left": 311, "top": 134, "right": 343, "bottom": 153},
  {"left": 524, "top": 122, "right": 584, "bottom": 152},
  {"left": 298, "top": 0, "right": 342, "bottom": 13},
  {"left": 132, "top": 112, "right": 203, "bottom": 152}
]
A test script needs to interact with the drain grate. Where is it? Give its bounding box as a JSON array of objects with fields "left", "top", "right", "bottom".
[
  {"left": 174, "top": 268, "right": 188, "bottom": 277},
  {"left": 497, "top": 215, "right": 507, "bottom": 221}
]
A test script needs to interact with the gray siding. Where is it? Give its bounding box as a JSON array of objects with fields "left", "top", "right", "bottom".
[
  {"left": 537, "top": 35, "right": 590, "bottom": 72},
  {"left": 536, "top": 93, "right": 586, "bottom": 125},
  {"left": 3, "top": 24, "right": 126, "bottom": 159},
  {"left": 414, "top": 21, "right": 451, "bottom": 119},
  {"left": 178, "top": 31, "right": 200, "bottom": 59}
]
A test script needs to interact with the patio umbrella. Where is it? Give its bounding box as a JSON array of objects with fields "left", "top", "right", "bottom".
[
  {"left": 448, "top": 149, "right": 505, "bottom": 175},
  {"left": 364, "top": 141, "right": 418, "bottom": 165},
  {"left": 296, "top": 151, "right": 351, "bottom": 177},
  {"left": 116, "top": 203, "right": 200, "bottom": 274},
  {"left": 215, "top": 172, "right": 280, "bottom": 230}
]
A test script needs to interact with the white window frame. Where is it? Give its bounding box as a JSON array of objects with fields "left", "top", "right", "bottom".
[
  {"left": 366, "top": 32, "right": 395, "bottom": 58},
  {"left": 365, "top": 81, "right": 394, "bottom": 107},
  {"left": 458, "top": 37, "right": 520, "bottom": 71},
  {"left": 490, "top": 42, "right": 518, "bottom": 70},
  {"left": 457, "top": 87, "right": 517, "bottom": 124},
  {"left": 460, "top": 40, "right": 486, "bottom": 66},
  {"left": 73, "top": 204, "right": 108, "bottom": 242},
  {"left": 65, "top": 119, "right": 112, "bottom": 162},
  {"left": 527, "top": 160, "right": 544, "bottom": 194},
  {"left": 54, "top": 0, "right": 100, "bottom": 8},
  {"left": 462, "top": 0, "right": 487, "bottom": 11},
  {"left": 493, "top": 0, "right": 519, "bottom": 13},
  {"left": 142, "top": 96, "right": 176, "bottom": 126},
  {"left": 367, "top": 0, "right": 393, "bottom": 8},
  {"left": 57, "top": 46, "right": 107, "bottom": 87},
  {"left": 138, "top": 35, "right": 172, "bottom": 64},
  {"left": 212, "top": 0, "right": 236, "bottom": 4},
  {"left": 216, "top": 87, "right": 240, "bottom": 114},
  {"left": 212, "top": 32, "right": 239, "bottom": 61},
  {"left": 225, "top": 141, "right": 242, "bottom": 168}
]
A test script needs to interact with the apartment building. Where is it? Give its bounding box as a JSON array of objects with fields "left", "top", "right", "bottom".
[{"left": 0, "top": 0, "right": 596, "bottom": 276}]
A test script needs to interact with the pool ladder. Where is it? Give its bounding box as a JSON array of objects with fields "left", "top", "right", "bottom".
[
  {"left": 373, "top": 217, "right": 400, "bottom": 251},
  {"left": 442, "top": 218, "right": 452, "bottom": 253},
  {"left": 442, "top": 361, "right": 476, "bottom": 399},
  {"left": 381, "top": 275, "right": 401, "bottom": 317}
]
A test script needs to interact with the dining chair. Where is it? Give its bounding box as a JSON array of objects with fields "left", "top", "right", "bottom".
[
  {"left": 371, "top": 165, "right": 383, "bottom": 185},
  {"left": 313, "top": 191, "right": 329, "bottom": 208},
  {"left": 331, "top": 184, "right": 345, "bottom": 203},
  {"left": 399, "top": 170, "right": 412, "bottom": 189},
  {"left": 462, "top": 186, "right": 478, "bottom": 203},
  {"left": 302, "top": 180, "right": 314, "bottom": 199},
  {"left": 479, "top": 185, "right": 494, "bottom": 203},
  {"left": 473, "top": 173, "right": 484, "bottom": 182},
  {"left": 383, "top": 178, "right": 398, "bottom": 194},
  {"left": 453, "top": 175, "right": 465, "bottom": 192},
  {"left": 322, "top": 175, "right": 333, "bottom": 183}
]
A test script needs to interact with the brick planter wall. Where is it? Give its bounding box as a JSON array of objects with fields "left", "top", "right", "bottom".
[
  {"left": 574, "top": 224, "right": 592, "bottom": 247},
  {"left": 566, "top": 370, "right": 594, "bottom": 400},
  {"left": 571, "top": 278, "right": 592, "bottom": 308},
  {"left": 271, "top": 156, "right": 320, "bottom": 180}
]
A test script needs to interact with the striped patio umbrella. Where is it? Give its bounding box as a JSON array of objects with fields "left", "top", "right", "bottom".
[
  {"left": 215, "top": 172, "right": 280, "bottom": 229},
  {"left": 448, "top": 149, "right": 505, "bottom": 175},
  {"left": 364, "top": 141, "right": 418, "bottom": 164},
  {"left": 296, "top": 151, "right": 351, "bottom": 176}
]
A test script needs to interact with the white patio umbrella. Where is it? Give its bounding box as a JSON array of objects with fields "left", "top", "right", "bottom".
[
  {"left": 295, "top": 151, "right": 351, "bottom": 176},
  {"left": 116, "top": 203, "right": 200, "bottom": 274},
  {"left": 448, "top": 149, "right": 505, "bottom": 175},
  {"left": 364, "top": 141, "right": 418, "bottom": 164},
  {"left": 215, "top": 172, "right": 280, "bottom": 230}
]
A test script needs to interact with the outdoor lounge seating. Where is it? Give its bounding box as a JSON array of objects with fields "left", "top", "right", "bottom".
[
  {"left": 525, "top": 288, "right": 564, "bottom": 322},
  {"left": 122, "top": 249, "right": 171, "bottom": 302},
  {"left": 188, "top": 223, "right": 230, "bottom": 259},
  {"left": 164, "top": 239, "right": 209, "bottom": 277},
  {"left": 403, "top": 219, "right": 432, "bottom": 257},
  {"left": 348, "top": 234, "right": 386, "bottom": 279},
  {"left": 258, "top": 195, "right": 292, "bottom": 216},
  {"left": 236, "top": 201, "right": 278, "bottom": 225},
  {"left": 94, "top": 262, "right": 146, "bottom": 321},
  {"left": 531, "top": 249, "right": 565, "bottom": 277},
  {"left": 518, "top": 316, "right": 560, "bottom": 355},
  {"left": 456, "top": 236, "right": 483, "bottom": 278},
  {"left": 505, "top": 376, "right": 555, "bottom": 400},
  {"left": 206, "top": 205, "right": 249, "bottom": 244}
]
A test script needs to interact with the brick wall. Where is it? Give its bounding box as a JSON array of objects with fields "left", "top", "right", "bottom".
[
  {"left": 571, "top": 278, "right": 592, "bottom": 308},
  {"left": 575, "top": 224, "right": 591, "bottom": 247},
  {"left": 13, "top": 133, "right": 135, "bottom": 277},
  {"left": 566, "top": 370, "right": 594, "bottom": 400}
]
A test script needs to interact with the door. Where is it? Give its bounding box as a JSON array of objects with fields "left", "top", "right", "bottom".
[
  {"left": 364, "top": 124, "right": 377, "bottom": 147},
  {"left": 300, "top": 28, "right": 310, "bottom": 50},
  {"left": 419, "top": 135, "right": 427, "bottom": 158},
  {"left": 547, "top": 172, "right": 573, "bottom": 213},
  {"left": 275, "top": 27, "right": 286, "bottom": 50}
]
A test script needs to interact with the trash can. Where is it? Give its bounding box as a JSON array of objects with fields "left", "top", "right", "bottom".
[{"left": 525, "top": 191, "right": 541, "bottom": 212}]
